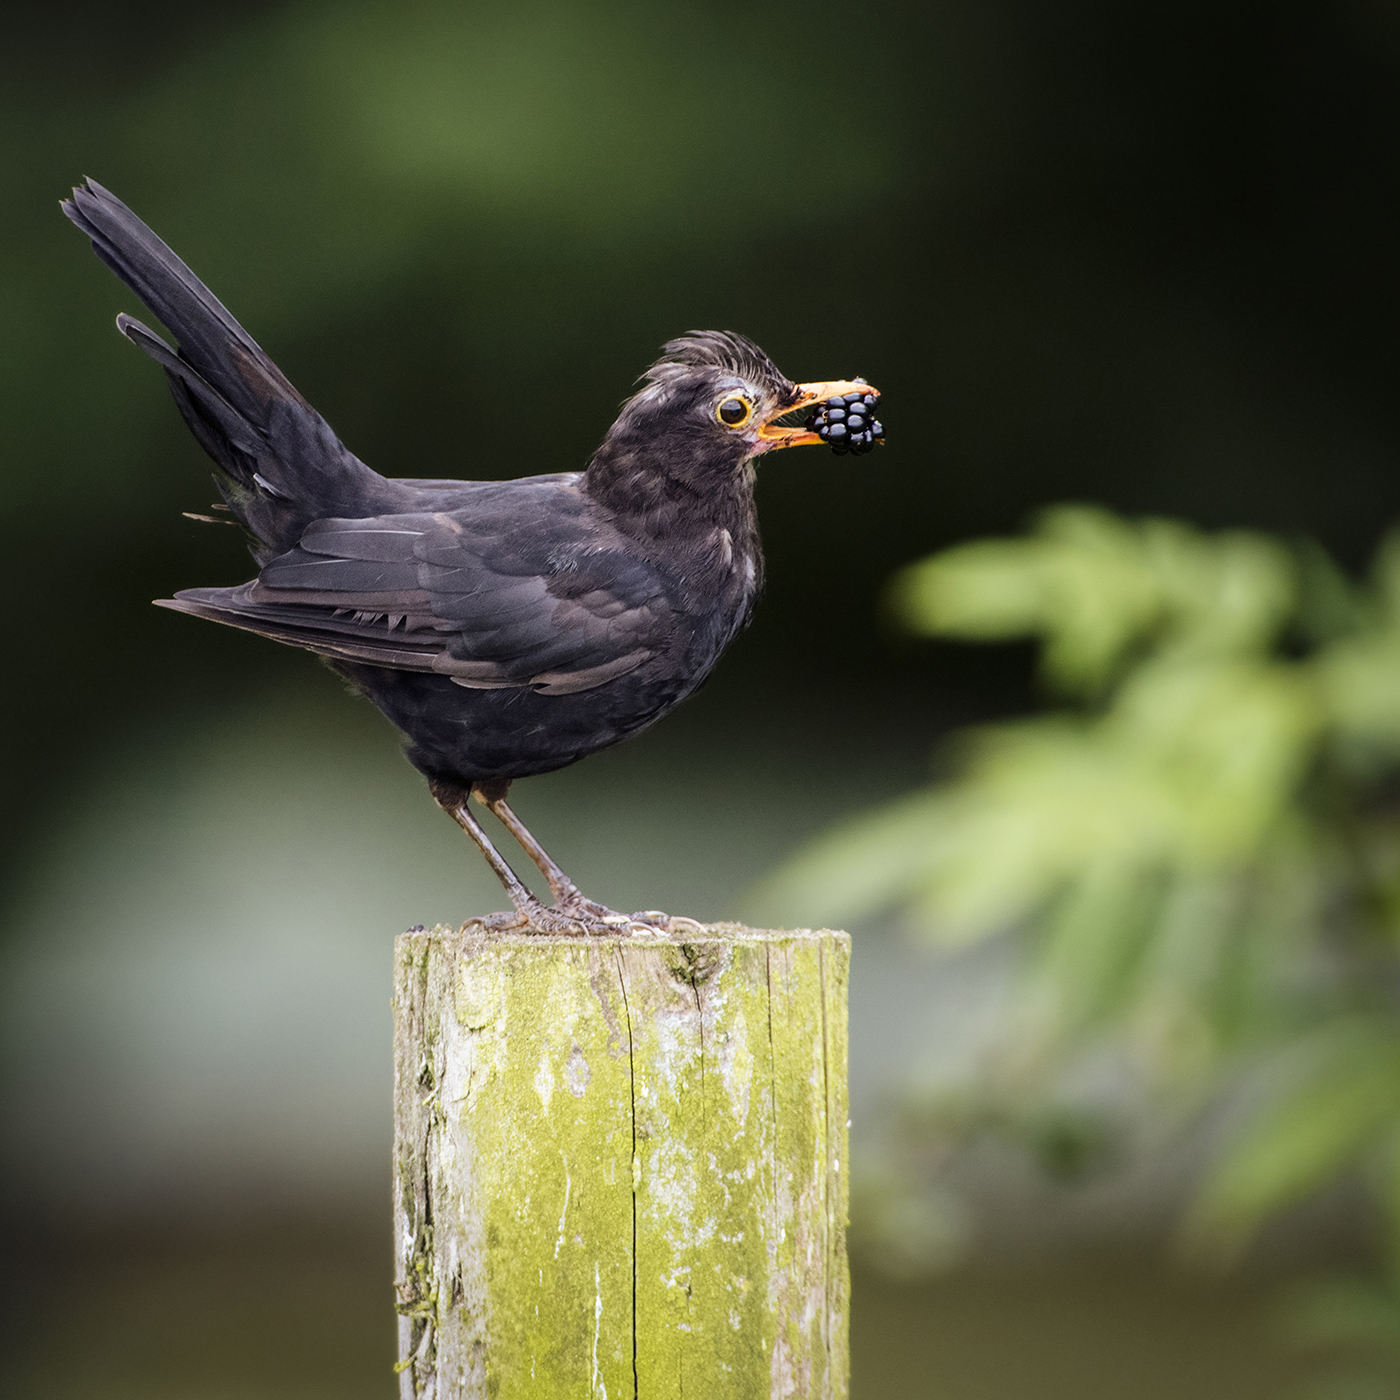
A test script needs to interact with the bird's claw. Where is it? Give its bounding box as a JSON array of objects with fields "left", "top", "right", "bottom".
[
  {"left": 459, "top": 901, "right": 704, "bottom": 938},
  {"left": 556, "top": 898, "right": 709, "bottom": 936},
  {"left": 624, "top": 910, "right": 706, "bottom": 934},
  {"left": 552, "top": 891, "right": 668, "bottom": 935}
]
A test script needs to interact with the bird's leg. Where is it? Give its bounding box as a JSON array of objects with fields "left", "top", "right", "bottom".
[
  {"left": 471, "top": 781, "right": 631, "bottom": 927},
  {"left": 429, "top": 778, "right": 583, "bottom": 934},
  {"left": 471, "top": 781, "right": 671, "bottom": 932},
  {"left": 472, "top": 782, "right": 582, "bottom": 904}
]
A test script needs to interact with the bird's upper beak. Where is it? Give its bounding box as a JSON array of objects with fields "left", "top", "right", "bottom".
[{"left": 756, "top": 379, "right": 881, "bottom": 451}]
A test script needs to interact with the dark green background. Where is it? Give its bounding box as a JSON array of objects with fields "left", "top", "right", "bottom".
[
  {"left": 7, "top": 0, "right": 1400, "bottom": 886},
  {"left": 2, "top": 2, "right": 1396, "bottom": 1394}
]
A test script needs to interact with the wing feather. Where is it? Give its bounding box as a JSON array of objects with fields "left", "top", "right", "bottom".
[{"left": 161, "top": 495, "right": 675, "bottom": 693}]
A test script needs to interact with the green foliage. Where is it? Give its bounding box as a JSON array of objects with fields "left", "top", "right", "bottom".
[
  {"left": 757, "top": 505, "right": 1400, "bottom": 1364},
  {"left": 893, "top": 506, "right": 1297, "bottom": 695},
  {"left": 1190, "top": 1023, "right": 1400, "bottom": 1249},
  {"left": 768, "top": 510, "right": 1337, "bottom": 989}
]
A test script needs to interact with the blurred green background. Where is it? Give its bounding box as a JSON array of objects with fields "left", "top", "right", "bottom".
[{"left": 5, "top": 1, "right": 1400, "bottom": 1395}]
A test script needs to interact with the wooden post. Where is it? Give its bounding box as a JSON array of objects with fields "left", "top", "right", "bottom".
[{"left": 392, "top": 922, "right": 850, "bottom": 1399}]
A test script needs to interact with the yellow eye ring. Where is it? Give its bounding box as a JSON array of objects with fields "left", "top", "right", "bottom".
[{"left": 716, "top": 395, "right": 752, "bottom": 427}]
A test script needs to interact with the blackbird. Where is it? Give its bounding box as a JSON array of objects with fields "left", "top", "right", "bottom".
[{"left": 63, "top": 179, "right": 881, "bottom": 934}]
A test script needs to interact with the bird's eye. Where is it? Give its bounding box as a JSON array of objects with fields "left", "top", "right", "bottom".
[{"left": 716, "top": 396, "right": 752, "bottom": 427}]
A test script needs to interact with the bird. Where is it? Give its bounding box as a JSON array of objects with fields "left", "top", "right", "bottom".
[{"left": 63, "top": 179, "right": 881, "bottom": 935}]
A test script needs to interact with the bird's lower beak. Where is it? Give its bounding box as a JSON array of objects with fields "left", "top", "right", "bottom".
[{"left": 756, "top": 379, "right": 880, "bottom": 451}]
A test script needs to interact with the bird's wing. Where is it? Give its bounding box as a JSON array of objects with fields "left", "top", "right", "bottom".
[{"left": 160, "top": 504, "right": 674, "bottom": 695}]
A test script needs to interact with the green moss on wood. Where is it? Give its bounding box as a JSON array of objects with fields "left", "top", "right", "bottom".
[{"left": 392, "top": 923, "right": 849, "bottom": 1399}]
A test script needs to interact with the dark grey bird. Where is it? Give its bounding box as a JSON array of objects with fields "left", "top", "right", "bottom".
[{"left": 63, "top": 179, "right": 881, "bottom": 933}]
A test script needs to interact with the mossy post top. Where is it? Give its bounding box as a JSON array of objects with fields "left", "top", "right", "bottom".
[
  {"left": 392, "top": 920, "right": 850, "bottom": 1400},
  {"left": 411, "top": 919, "right": 851, "bottom": 952}
]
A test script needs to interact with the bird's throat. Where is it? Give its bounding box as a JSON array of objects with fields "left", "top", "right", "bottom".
[{"left": 583, "top": 432, "right": 757, "bottom": 541}]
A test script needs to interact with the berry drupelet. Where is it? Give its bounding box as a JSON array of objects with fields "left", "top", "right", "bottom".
[{"left": 806, "top": 386, "right": 883, "bottom": 456}]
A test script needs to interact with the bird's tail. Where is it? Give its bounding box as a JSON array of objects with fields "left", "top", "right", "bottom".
[{"left": 62, "top": 179, "right": 377, "bottom": 558}]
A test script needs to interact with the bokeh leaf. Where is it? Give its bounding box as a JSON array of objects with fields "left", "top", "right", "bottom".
[
  {"left": 1189, "top": 1024, "right": 1400, "bottom": 1255},
  {"left": 890, "top": 506, "right": 1296, "bottom": 695},
  {"left": 760, "top": 504, "right": 1400, "bottom": 1300}
]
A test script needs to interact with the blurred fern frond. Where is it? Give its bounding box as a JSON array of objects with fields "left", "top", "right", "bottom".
[{"left": 755, "top": 505, "right": 1400, "bottom": 1271}]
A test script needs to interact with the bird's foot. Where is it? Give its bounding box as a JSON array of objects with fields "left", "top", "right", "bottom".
[
  {"left": 554, "top": 889, "right": 641, "bottom": 926},
  {"left": 553, "top": 897, "right": 663, "bottom": 935},
  {"left": 460, "top": 889, "right": 708, "bottom": 938},
  {"left": 460, "top": 903, "right": 593, "bottom": 936},
  {"left": 551, "top": 890, "right": 707, "bottom": 935},
  {"left": 459, "top": 894, "right": 654, "bottom": 937}
]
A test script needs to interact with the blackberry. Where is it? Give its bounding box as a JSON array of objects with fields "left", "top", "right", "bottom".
[{"left": 806, "top": 385, "right": 884, "bottom": 456}]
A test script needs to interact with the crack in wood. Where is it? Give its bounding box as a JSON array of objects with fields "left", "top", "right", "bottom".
[{"left": 615, "top": 945, "right": 640, "bottom": 1400}]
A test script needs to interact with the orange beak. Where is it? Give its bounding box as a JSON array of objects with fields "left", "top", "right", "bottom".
[{"left": 756, "top": 378, "right": 881, "bottom": 451}]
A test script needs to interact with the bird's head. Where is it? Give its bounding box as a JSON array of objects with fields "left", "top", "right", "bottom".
[{"left": 587, "top": 331, "right": 878, "bottom": 507}]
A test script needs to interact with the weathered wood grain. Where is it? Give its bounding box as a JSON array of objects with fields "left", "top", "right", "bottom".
[{"left": 392, "top": 922, "right": 849, "bottom": 1399}]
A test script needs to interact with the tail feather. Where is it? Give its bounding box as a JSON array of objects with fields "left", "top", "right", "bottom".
[
  {"left": 115, "top": 313, "right": 264, "bottom": 455},
  {"left": 63, "top": 179, "right": 307, "bottom": 425},
  {"left": 114, "top": 311, "right": 267, "bottom": 520},
  {"left": 63, "top": 179, "right": 382, "bottom": 557}
]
